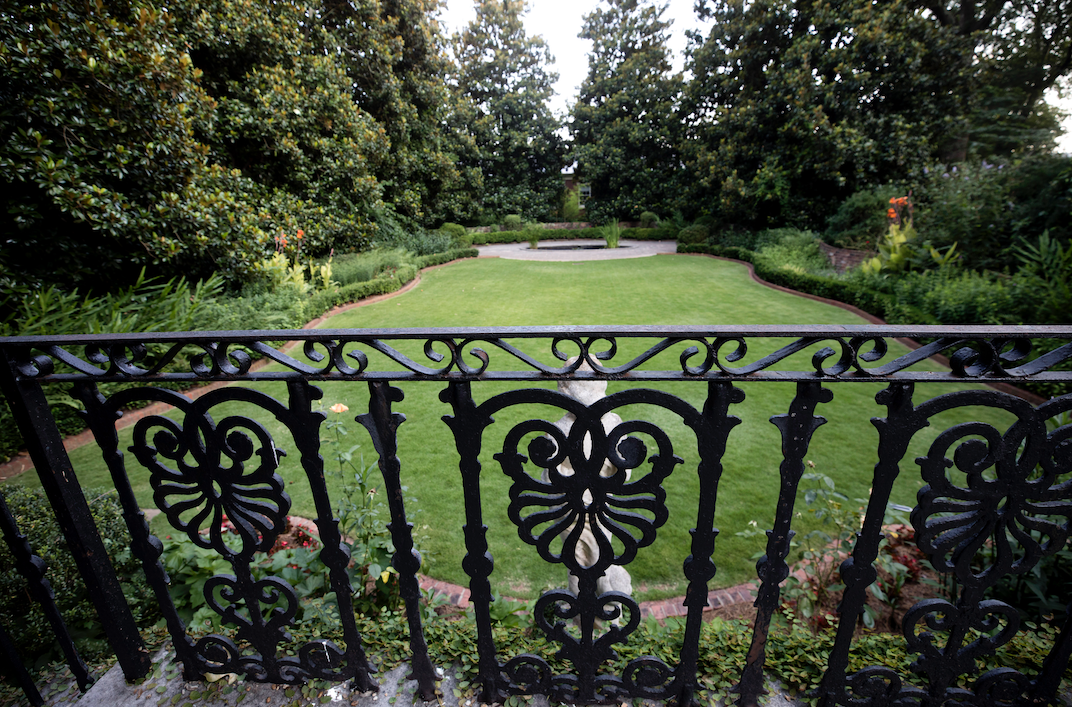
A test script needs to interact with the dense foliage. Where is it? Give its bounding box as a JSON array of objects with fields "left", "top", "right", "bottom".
[
  {"left": 450, "top": 0, "right": 567, "bottom": 222},
  {"left": 682, "top": 0, "right": 973, "bottom": 229},
  {"left": 570, "top": 0, "right": 684, "bottom": 222},
  {"left": 0, "top": 487, "right": 157, "bottom": 669},
  {"left": 0, "top": 0, "right": 480, "bottom": 294},
  {"left": 0, "top": 1, "right": 238, "bottom": 288}
]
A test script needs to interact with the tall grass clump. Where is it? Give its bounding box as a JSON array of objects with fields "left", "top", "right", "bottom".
[
  {"left": 603, "top": 220, "right": 622, "bottom": 248},
  {"left": 331, "top": 249, "right": 414, "bottom": 286},
  {"left": 524, "top": 222, "right": 543, "bottom": 249}
]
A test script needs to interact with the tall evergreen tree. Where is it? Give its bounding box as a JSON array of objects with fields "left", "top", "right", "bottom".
[
  {"left": 571, "top": 0, "right": 683, "bottom": 223},
  {"left": 451, "top": 0, "right": 566, "bottom": 221},
  {"left": 320, "top": 0, "right": 481, "bottom": 225},
  {"left": 683, "top": 0, "right": 974, "bottom": 229}
]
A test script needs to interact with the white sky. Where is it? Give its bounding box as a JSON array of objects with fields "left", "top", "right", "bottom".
[
  {"left": 436, "top": 0, "right": 712, "bottom": 118},
  {"left": 436, "top": 0, "right": 1072, "bottom": 152}
]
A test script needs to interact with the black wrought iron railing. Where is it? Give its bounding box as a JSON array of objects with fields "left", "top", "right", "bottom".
[{"left": 2, "top": 326, "right": 1072, "bottom": 706}]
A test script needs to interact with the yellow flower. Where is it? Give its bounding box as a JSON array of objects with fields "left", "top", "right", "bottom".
[{"left": 329, "top": 403, "right": 349, "bottom": 414}]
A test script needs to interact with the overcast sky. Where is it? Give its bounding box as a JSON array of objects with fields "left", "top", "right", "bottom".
[
  {"left": 436, "top": 0, "right": 712, "bottom": 118},
  {"left": 436, "top": 0, "right": 1071, "bottom": 152}
]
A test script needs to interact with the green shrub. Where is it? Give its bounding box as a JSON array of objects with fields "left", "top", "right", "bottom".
[
  {"left": 414, "top": 248, "right": 479, "bottom": 269},
  {"left": 824, "top": 186, "right": 900, "bottom": 249},
  {"left": 640, "top": 211, "right": 660, "bottom": 228},
  {"left": 0, "top": 272, "right": 226, "bottom": 461},
  {"left": 677, "top": 224, "right": 709, "bottom": 245},
  {"left": 481, "top": 227, "right": 607, "bottom": 243},
  {"left": 884, "top": 269, "right": 1030, "bottom": 325},
  {"left": 1, "top": 270, "right": 225, "bottom": 338},
  {"left": 909, "top": 157, "right": 1072, "bottom": 272},
  {"left": 503, "top": 214, "right": 523, "bottom": 231},
  {"left": 0, "top": 487, "right": 157, "bottom": 671},
  {"left": 756, "top": 229, "right": 833, "bottom": 276},
  {"left": 331, "top": 249, "right": 412, "bottom": 287},
  {"left": 371, "top": 209, "right": 454, "bottom": 256},
  {"left": 438, "top": 223, "right": 471, "bottom": 247},
  {"left": 628, "top": 226, "right": 677, "bottom": 240},
  {"left": 198, "top": 286, "right": 308, "bottom": 331},
  {"left": 304, "top": 249, "right": 477, "bottom": 317},
  {"left": 712, "top": 228, "right": 760, "bottom": 250},
  {"left": 678, "top": 243, "right": 892, "bottom": 319}
]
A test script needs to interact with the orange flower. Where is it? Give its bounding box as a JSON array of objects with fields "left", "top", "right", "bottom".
[
  {"left": 296, "top": 229, "right": 304, "bottom": 240},
  {"left": 887, "top": 208, "right": 897, "bottom": 219},
  {"left": 889, "top": 197, "right": 897, "bottom": 204},
  {"left": 329, "top": 403, "right": 349, "bottom": 414}
]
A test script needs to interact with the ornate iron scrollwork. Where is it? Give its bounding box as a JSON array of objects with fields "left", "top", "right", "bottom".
[
  {"left": 73, "top": 382, "right": 375, "bottom": 689},
  {"left": 9, "top": 328, "right": 1072, "bottom": 383},
  {"left": 444, "top": 381, "right": 742, "bottom": 705},
  {"left": 4, "top": 327, "right": 1072, "bottom": 707},
  {"left": 819, "top": 386, "right": 1072, "bottom": 707}
]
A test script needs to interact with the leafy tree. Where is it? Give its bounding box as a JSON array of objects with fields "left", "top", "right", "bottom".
[
  {"left": 682, "top": 0, "right": 974, "bottom": 229},
  {"left": 917, "top": 0, "right": 1072, "bottom": 157},
  {"left": 174, "top": 0, "right": 390, "bottom": 257},
  {"left": 0, "top": 0, "right": 257, "bottom": 289},
  {"left": 451, "top": 0, "right": 567, "bottom": 221},
  {"left": 570, "top": 0, "right": 684, "bottom": 223},
  {"left": 320, "top": 0, "right": 482, "bottom": 225}
]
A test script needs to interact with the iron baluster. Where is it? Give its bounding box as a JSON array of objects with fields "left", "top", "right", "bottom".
[
  {"left": 356, "top": 381, "right": 437, "bottom": 700},
  {"left": 1031, "top": 599, "right": 1072, "bottom": 704},
  {"left": 440, "top": 381, "right": 500, "bottom": 703},
  {"left": 817, "top": 382, "right": 919, "bottom": 707},
  {"left": 284, "top": 380, "right": 376, "bottom": 692},
  {"left": 0, "top": 490, "right": 92, "bottom": 697},
  {"left": 73, "top": 384, "right": 204, "bottom": 679},
  {"left": 737, "top": 381, "right": 832, "bottom": 706},
  {"left": 0, "top": 619, "right": 43, "bottom": 705},
  {"left": 0, "top": 349, "right": 150, "bottom": 680},
  {"left": 674, "top": 381, "right": 745, "bottom": 707}
]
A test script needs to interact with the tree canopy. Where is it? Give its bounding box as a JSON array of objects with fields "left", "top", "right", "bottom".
[
  {"left": 451, "top": 0, "right": 567, "bottom": 222},
  {"left": 2, "top": 0, "right": 1071, "bottom": 294},
  {"left": 683, "top": 0, "right": 976, "bottom": 229},
  {"left": 570, "top": 0, "right": 684, "bottom": 223}
]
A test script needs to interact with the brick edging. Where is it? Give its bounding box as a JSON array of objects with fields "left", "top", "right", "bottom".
[{"left": 289, "top": 514, "right": 755, "bottom": 618}]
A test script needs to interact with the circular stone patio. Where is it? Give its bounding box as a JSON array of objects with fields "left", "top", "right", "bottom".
[{"left": 476, "top": 238, "right": 677, "bottom": 261}]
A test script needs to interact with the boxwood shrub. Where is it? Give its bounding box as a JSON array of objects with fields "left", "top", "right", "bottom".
[{"left": 0, "top": 486, "right": 157, "bottom": 671}]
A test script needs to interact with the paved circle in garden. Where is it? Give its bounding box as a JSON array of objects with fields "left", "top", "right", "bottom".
[{"left": 477, "top": 238, "right": 677, "bottom": 261}]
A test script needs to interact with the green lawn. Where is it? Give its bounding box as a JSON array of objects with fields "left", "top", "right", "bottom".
[{"left": 5, "top": 255, "right": 1015, "bottom": 601}]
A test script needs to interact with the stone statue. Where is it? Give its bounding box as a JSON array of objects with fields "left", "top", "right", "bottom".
[{"left": 546, "top": 360, "right": 633, "bottom": 617}]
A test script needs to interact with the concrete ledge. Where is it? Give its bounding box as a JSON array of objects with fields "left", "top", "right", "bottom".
[{"left": 62, "top": 642, "right": 805, "bottom": 707}]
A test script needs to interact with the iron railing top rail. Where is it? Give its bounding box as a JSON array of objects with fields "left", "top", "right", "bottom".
[{"left": 3, "top": 324, "right": 1072, "bottom": 383}]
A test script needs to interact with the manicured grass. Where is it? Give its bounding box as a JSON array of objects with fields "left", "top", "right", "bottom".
[{"left": 5, "top": 255, "right": 1015, "bottom": 601}]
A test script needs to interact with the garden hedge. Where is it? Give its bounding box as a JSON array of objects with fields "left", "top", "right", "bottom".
[
  {"left": 0, "top": 249, "right": 480, "bottom": 463},
  {"left": 470, "top": 226, "right": 677, "bottom": 244},
  {"left": 677, "top": 244, "right": 892, "bottom": 320}
]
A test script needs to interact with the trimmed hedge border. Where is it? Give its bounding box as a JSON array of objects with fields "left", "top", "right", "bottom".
[
  {"left": 677, "top": 244, "right": 892, "bottom": 321},
  {"left": 0, "top": 248, "right": 480, "bottom": 464}
]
